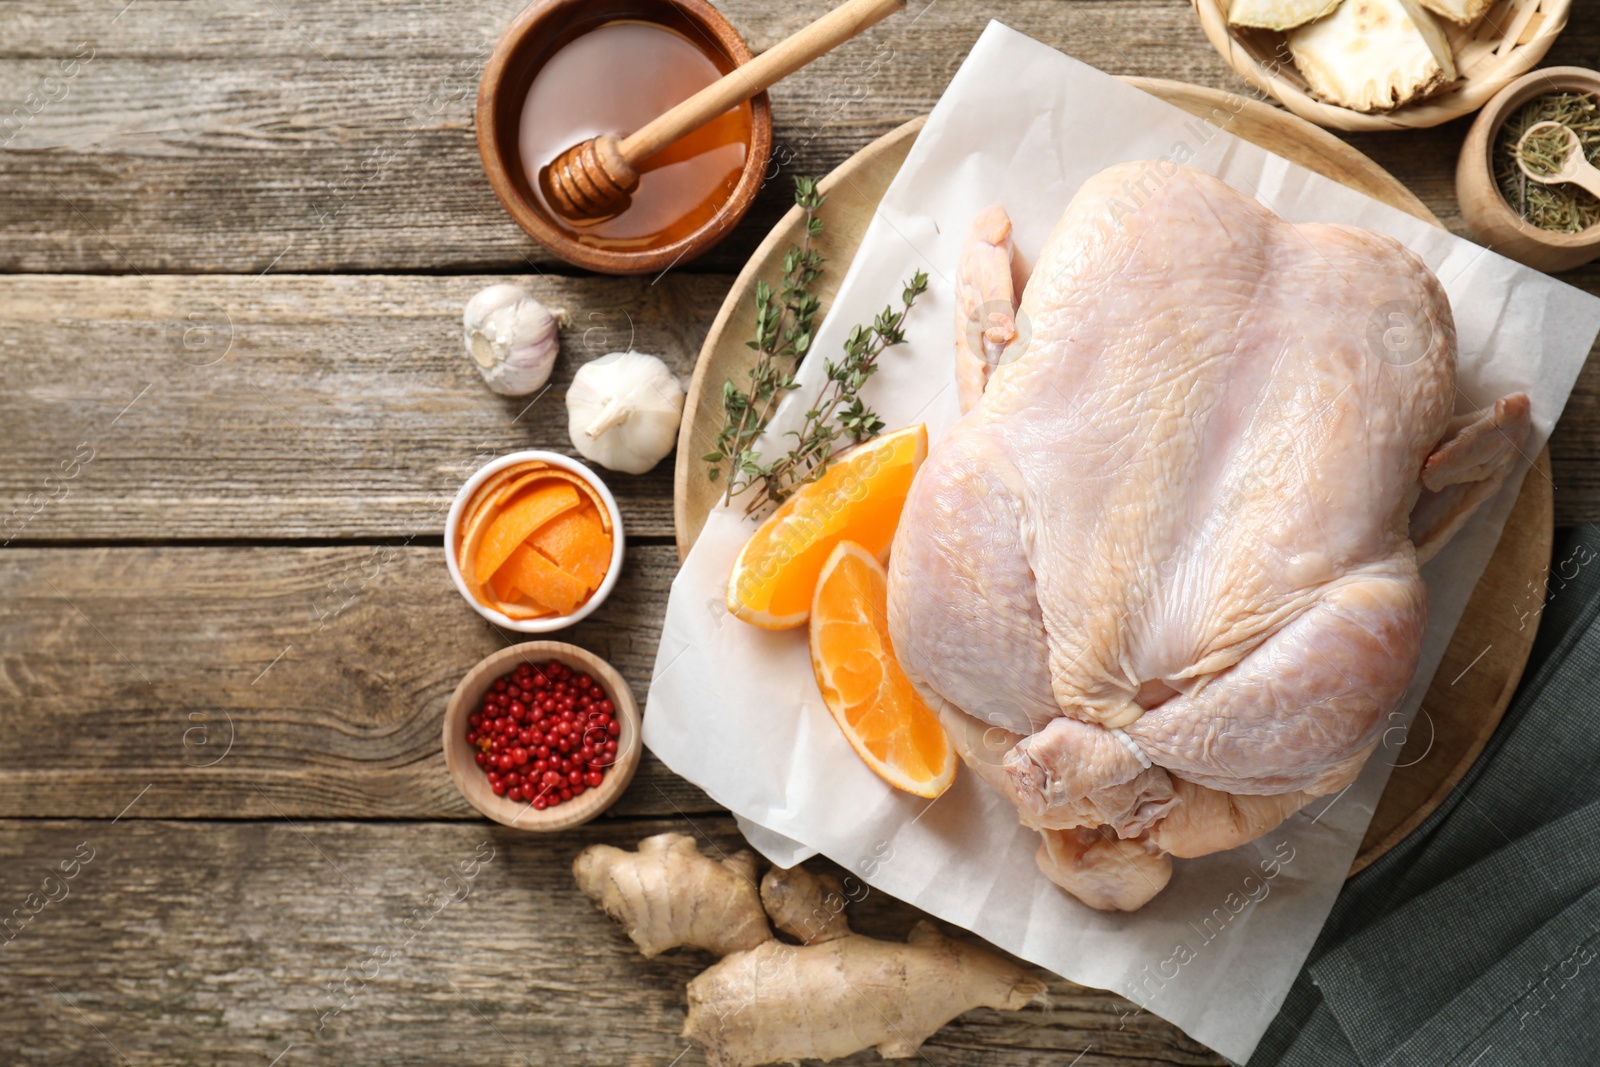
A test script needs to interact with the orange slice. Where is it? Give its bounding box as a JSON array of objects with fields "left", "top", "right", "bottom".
[
  {"left": 473, "top": 483, "right": 581, "bottom": 586},
  {"left": 530, "top": 505, "right": 613, "bottom": 590},
  {"left": 728, "top": 424, "right": 927, "bottom": 630},
  {"left": 492, "top": 543, "right": 588, "bottom": 616},
  {"left": 809, "top": 541, "right": 955, "bottom": 798}
]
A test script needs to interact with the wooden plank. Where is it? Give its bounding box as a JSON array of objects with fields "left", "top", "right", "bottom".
[
  {"left": 0, "top": 0, "right": 1276, "bottom": 274},
  {"left": 0, "top": 542, "right": 724, "bottom": 819},
  {"left": 1, "top": 0, "right": 1593, "bottom": 274},
  {"left": 0, "top": 815, "right": 1225, "bottom": 1066},
  {"left": 0, "top": 273, "right": 725, "bottom": 540},
  {"left": 2, "top": 276, "right": 1599, "bottom": 544},
  {"left": 1550, "top": 351, "right": 1600, "bottom": 527}
]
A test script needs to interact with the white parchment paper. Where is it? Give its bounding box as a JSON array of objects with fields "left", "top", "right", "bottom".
[{"left": 644, "top": 23, "right": 1600, "bottom": 1063}]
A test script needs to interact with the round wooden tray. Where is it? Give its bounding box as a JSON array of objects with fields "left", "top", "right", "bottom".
[{"left": 673, "top": 78, "right": 1553, "bottom": 875}]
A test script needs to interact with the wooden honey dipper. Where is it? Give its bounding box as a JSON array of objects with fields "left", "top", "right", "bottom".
[{"left": 541, "top": 0, "right": 906, "bottom": 223}]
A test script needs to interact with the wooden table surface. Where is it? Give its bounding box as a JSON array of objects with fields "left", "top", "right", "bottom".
[{"left": 4, "top": 3, "right": 1598, "bottom": 1064}]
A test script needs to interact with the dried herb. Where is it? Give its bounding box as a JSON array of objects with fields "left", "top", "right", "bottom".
[
  {"left": 703, "top": 177, "right": 929, "bottom": 514},
  {"left": 1517, "top": 123, "right": 1578, "bottom": 179},
  {"left": 1495, "top": 91, "right": 1600, "bottom": 234}
]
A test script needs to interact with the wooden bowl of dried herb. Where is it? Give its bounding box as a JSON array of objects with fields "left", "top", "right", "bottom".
[{"left": 1458, "top": 65, "right": 1600, "bottom": 272}]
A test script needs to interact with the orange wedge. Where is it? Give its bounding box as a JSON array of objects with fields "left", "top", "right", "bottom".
[
  {"left": 473, "top": 483, "right": 581, "bottom": 586},
  {"left": 531, "top": 505, "right": 612, "bottom": 590},
  {"left": 809, "top": 540, "right": 955, "bottom": 798},
  {"left": 492, "top": 543, "right": 588, "bottom": 616},
  {"left": 727, "top": 423, "right": 927, "bottom": 629}
]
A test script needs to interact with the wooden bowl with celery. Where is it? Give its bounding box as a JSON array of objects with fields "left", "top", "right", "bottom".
[{"left": 1191, "top": 0, "right": 1569, "bottom": 131}]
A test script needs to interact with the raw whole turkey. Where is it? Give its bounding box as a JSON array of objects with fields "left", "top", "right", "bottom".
[{"left": 886, "top": 162, "right": 1531, "bottom": 911}]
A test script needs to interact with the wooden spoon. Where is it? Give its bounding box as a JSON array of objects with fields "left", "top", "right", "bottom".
[
  {"left": 540, "top": 0, "right": 905, "bottom": 224},
  {"left": 1516, "top": 120, "right": 1600, "bottom": 199}
]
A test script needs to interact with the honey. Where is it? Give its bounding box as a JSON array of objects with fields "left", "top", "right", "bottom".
[{"left": 518, "top": 19, "right": 752, "bottom": 251}]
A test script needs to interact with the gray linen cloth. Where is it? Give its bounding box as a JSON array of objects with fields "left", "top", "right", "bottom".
[{"left": 1249, "top": 524, "right": 1600, "bottom": 1066}]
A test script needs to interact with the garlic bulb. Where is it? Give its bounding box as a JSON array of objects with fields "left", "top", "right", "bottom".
[
  {"left": 566, "top": 352, "right": 685, "bottom": 475},
  {"left": 462, "top": 284, "right": 564, "bottom": 396}
]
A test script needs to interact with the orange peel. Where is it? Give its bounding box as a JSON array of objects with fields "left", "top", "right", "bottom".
[
  {"left": 492, "top": 597, "right": 557, "bottom": 622},
  {"left": 493, "top": 469, "right": 562, "bottom": 509},
  {"left": 492, "top": 543, "right": 588, "bottom": 616},
  {"left": 457, "top": 460, "right": 549, "bottom": 555},
  {"left": 474, "top": 483, "right": 581, "bottom": 586},
  {"left": 534, "top": 469, "right": 614, "bottom": 533},
  {"left": 455, "top": 458, "right": 617, "bottom": 620},
  {"left": 530, "top": 505, "right": 613, "bottom": 591}
]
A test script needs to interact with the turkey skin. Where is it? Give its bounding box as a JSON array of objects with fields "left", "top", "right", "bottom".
[{"left": 886, "top": 163, "right": 1530, "bottom": 911}]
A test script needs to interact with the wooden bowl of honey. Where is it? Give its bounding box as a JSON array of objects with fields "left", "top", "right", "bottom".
[{"left": 477, "top": 0, "right": 773, "bottom": 275}]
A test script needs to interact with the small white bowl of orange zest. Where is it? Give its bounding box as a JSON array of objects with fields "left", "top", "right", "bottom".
[{"left": 445, "top": 451, "right": 624, "bottom": 633}]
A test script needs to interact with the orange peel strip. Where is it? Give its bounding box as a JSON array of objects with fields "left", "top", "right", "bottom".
[
  {"left": 530, "top": 505, "right": 613, "bottom": 591},
  {"left": 492, "top": 543, "right": 588, "bottom": 616},
  {"left": 457, "top": 460, "right": 550, "bottom": 557},
  {"left": 492, "top": 596, "right": 557, "bottom": 621},
  {"left": 493, "top": 469, "right": 563, "bottom": 509},
  {"left": 474, "top": 483, "right": 582, "bottom": 586},
  {"left": 533, "top": 469, "right": 613, "bottom": 534},
  {"left": 489, "top": 565, "right": 520, "bottom": 603}
]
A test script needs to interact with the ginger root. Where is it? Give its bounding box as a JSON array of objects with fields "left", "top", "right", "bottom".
[
  {"left": 572, "top": 833, "right": 770, "bottom": 957},
  {"left": 758, "top": 864, "right": 851, "bottom": 945},
  {"left": 574, "top": 835, "right": 1046, "bottom": 1067}
]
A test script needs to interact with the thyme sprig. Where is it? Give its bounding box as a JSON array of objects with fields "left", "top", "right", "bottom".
[
  {"left": 744, "top": 269, "right": 929, "bottom": 515},
  {"left": 702, "top": 177, "right": 929, "bottom": 515},
  {"left": 703, "top": 177, "right": 826, "bottom": 503}
]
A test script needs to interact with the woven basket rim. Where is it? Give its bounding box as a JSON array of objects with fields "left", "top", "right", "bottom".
[{"left": 1191, "top": 0, "right": 1572, "bottom": 131}]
